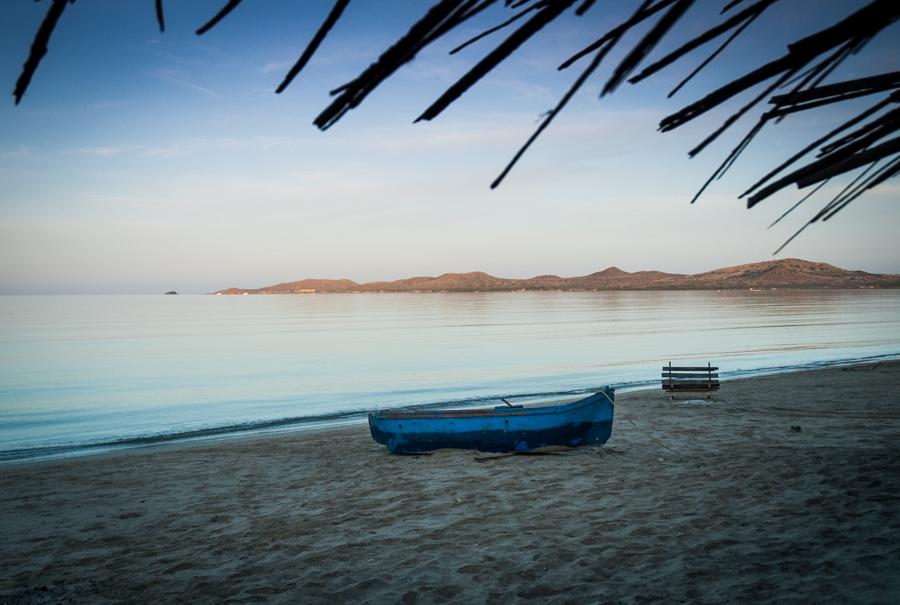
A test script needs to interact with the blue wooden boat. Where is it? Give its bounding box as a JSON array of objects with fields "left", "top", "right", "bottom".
[{"left": 368, "top": 387, "right": 614, "bottom": 454}]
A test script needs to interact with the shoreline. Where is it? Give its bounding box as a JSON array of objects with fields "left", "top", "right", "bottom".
[
  {"left": 4, "top": 288, "right": 900, "bottom": 296},
  {"left": 4, "top": 352, "right": 899, "bottom": 466},
  {"left": 3, "top": 361, "right": 899, "bottom": 602},
  {"left": 212, "top": 287, "right": 900, "bottom": 294}
]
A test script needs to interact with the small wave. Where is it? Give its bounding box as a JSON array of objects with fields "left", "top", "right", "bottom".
[{"left": 714, "top": 352, "right": 899, "bottom": 381}]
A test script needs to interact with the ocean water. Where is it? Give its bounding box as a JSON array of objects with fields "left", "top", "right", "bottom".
[{"left": 1, "top": 290, "right": 899, "bottom": 461}]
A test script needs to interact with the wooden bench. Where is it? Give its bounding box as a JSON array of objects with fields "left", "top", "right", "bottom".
[{"left": 662, "top": 362, "right": 719, "bottom": 399}]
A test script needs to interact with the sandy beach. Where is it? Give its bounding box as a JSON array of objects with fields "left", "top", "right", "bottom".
[{"left": 2, "top": 361, "right": 899, "bottom": 604}]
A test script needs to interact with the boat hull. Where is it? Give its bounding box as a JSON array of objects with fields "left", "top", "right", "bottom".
[{"left": 368, "top": 388, "right": 614, "bottom": 454}]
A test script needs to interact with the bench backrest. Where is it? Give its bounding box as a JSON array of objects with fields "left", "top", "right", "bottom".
[{"left": 661, "top": 362, "right": 720, "bottom": 391}]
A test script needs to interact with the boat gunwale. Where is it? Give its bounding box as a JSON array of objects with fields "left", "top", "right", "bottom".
[{"left": 369, "top": 392, "right": 609, "bottom": 421}]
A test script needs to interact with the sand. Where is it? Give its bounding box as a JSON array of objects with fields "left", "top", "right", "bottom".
[{"left": 2, "top": 361, "right": 900, "bottom": 604}]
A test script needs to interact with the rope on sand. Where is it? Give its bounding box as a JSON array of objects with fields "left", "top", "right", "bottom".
[
  {"left": 473, "top": 450, "right": 574, "bottom": 463},
  {"left": 623, "top": 417, "right": 686, "bottom": 458},
  {"left": 601, "top": 388, "right": 687, "bottom": 459}
]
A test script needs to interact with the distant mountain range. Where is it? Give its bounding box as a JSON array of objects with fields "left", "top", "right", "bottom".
[{"left": 213, "top": 259, "right": 900, "bottom": 294}]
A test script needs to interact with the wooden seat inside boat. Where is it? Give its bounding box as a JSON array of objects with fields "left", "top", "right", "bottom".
[{"left": 661, "top": 362, "right": 719, "bottom": 399}]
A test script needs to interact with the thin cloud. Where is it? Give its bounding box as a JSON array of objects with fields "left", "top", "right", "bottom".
[
  {"left": 154, "top": 69, "right": 218, "bottom": 97},
  {"left": 358, "top": 108, "right": 660, "bottom": 154},
  {"left": 259, "top": 60, "right": 293, "bottom": 74},
  {"left": 66, "top": 145, "right": 142, "bottom": 157},
  {"left": 487, "top": 78, "right": 556, "bottom": 103},
  {"left": 140, "top": 144, "right": 186, "bottom": 158},
  {"left": 0, "top": 146, "right": 37, "bottom": 160},
  {"left": 84, "top": 100, "right": 131, "bottom": 111}
]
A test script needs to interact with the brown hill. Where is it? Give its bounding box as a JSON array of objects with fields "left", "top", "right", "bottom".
[
  {"left": 361, "top": 272, "right": 511, "bottom": 292},
  {"left": 686, "top": 258, "right": 895, "bottom": 289},
  {"left": 212, "top": 259, "right": 900, "bottom": 294},
  {"left": 222, "top": 278, "right": 359, "bottom": 294}
]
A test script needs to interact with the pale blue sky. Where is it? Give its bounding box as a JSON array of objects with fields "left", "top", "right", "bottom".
[{"left": 1, "top": 1, "right": 898, "bottom": 293}]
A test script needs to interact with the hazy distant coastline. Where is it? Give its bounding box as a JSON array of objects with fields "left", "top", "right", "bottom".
[{"left": 214, "top": 258, "right": 900, "bottom": 294}]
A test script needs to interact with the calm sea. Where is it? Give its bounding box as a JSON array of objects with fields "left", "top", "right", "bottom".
[{"left": 2, "top": 291, "right": 899, "bottom": 461}]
